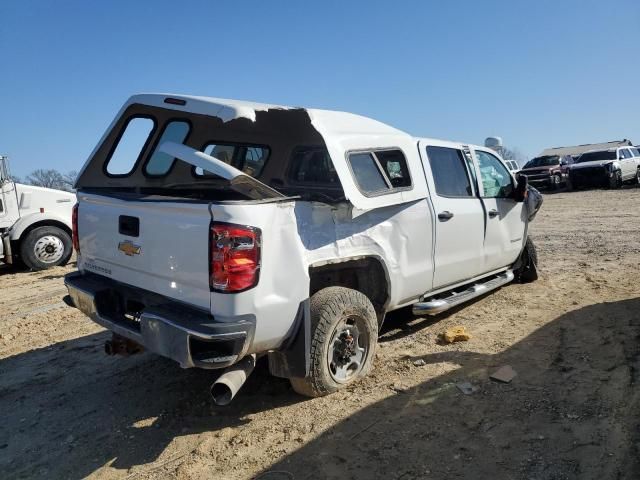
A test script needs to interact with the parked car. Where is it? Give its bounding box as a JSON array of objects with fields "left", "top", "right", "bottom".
[
  {"left": 519, "top": 154, "right": 574, "bottom": 190},
  {"left": 0, "top": 155, "right": 75, "bottom": 270},
  {"left": 64, "top": 94, "right": 541, "bottom": 403},
  {"left": 569, "top": 147, "right": 640, "bottom": 189}
]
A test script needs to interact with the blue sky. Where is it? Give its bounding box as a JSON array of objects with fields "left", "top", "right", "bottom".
[{"left": 1, "top": 0, "right": 639, "bottom": 178}]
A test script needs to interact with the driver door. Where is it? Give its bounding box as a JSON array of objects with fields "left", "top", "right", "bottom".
[{"left": 470, "top": 148, "right": 527, "bottom": 272}]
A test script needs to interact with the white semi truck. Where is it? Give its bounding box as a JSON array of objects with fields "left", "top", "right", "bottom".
[{"left": 0, "top": 155, "right": 75, "bottom": 270}]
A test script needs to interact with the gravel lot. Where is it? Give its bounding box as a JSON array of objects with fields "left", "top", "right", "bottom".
[{"left": 1, "top": 188, "right": 639, "bottom": 480}]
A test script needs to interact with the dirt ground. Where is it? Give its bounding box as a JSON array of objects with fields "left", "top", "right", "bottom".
[{"left": 1, "top": 187, "right": 639, "bottom": 480}]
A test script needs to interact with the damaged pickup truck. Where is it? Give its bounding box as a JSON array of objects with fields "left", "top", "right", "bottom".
[{"left": 65, "top": 94, "right": 541, "bottom": 403}]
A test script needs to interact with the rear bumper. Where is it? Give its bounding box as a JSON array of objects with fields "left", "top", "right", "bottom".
[{"left": 64, "top": 271, "right": 255, "bottom": 369}]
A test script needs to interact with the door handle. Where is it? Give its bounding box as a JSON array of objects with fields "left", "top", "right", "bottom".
[
  {"left": 488, "top": 209, "right": 499, "bottom": 218},
  {"left": 437, "top": 211, "right": 454, "bottom": 221}
]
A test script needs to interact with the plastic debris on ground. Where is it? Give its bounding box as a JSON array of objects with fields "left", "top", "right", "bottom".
[
  {"left": 456, "top": 381, "right": 480, "bottom": 395},
  {"left": 490, "top": 365, "right": 517, "bottom": 383},
  {"left": 439, "top": 326, "right": 471, "bottom": 344}
]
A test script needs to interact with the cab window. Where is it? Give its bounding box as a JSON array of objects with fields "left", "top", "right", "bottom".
[
  {"left": 288, "top": 147, "right": 340, "bottom": 185},
  {"left": 475, "top": 150, "right": 513, "bottom": 198},
  {"left": 426, "top": 146, "right": 473, "bottom": 197}
]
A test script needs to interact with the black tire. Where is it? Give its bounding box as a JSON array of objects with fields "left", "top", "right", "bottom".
[
  {"left": 566, "top": 177, "right": 574, "bottom": 191},
  {"left": 634, "top": 168, "right": 640, "bottom": 185},
  {"left": 608, "top": 170, "right": 622, "bottom": 189},
  {"left": 290, "top": 287, "right": 378, "bottom": 398},
  {"left": 551, "top": 174, "right": 561, "bottom": 191},
  {"left": 514, "top": 237, "right": 538, "bottom": 283},
  {"left": 20, "top": 226, "right": 72, "bottom": 271}
]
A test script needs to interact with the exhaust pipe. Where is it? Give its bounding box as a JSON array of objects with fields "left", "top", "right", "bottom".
[{"left": 210, "top": 355, "right": 256, "bottom": 406}]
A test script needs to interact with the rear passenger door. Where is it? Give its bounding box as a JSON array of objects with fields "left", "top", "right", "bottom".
[{"left": 419, "top": 141, "right": 485, "bottom": 289}]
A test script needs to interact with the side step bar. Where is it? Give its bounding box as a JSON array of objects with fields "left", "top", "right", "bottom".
[{"left": 413, "top": 270, "right": 514, "bottom": 316}]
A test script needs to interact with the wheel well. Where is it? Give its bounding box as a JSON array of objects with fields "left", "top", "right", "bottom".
[
  {"left": 309, "top": 257, "right": 389, "bottom": 321},
  {"left": 14, "top": 220, "right": 71, "bottom": 250}
]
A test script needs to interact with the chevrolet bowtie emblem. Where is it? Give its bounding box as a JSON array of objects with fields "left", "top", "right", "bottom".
[{"left": 118, "top": 240, "right": 141, "bottom": 256}]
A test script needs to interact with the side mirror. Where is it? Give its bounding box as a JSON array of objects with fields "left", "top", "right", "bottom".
[{"left": 512, "top": 174, "right": 528, "bottom": 202}]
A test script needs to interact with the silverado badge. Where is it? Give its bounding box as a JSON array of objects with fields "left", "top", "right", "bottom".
[{"left": 118, "top": 240, "right": 141, "bottom": 256}]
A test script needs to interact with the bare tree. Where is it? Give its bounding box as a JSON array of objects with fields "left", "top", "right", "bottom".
[
  {"left": 499, "top": 146, "right": 526, "bottom": 167},
  {"left": 25, "top": 169, "right": 77, "bottom": 191},
  {"left": 26, "top": 169, "right": 65, "bottom": 189},
  {"left": 61, "top": 170, "right": 78, "bottom": 191}
]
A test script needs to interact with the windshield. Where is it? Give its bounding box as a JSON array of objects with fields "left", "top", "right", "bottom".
[
  {"left": 523, "top": 156, "right": 560, "bottom": 168},
  {"left": 577, "top": 151, "right": 616, "bottom": 163}
]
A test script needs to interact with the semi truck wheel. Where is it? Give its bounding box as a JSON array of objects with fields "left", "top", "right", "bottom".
[
  {"left": 20, "top": 226, "right": 72, "bottom": 271},
  {"left": 290, "top": 287, "right": 378, "bottom": 398}
]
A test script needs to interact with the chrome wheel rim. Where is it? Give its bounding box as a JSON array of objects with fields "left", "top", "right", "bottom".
[
  {"left": 327, "top": 315, "right": 369, "bottom": 384},
  {"left": 33, "top": 235, "right": 64, "bottom": 264}
]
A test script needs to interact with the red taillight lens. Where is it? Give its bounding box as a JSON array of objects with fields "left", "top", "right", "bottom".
[
  {"left": 72, "top": 203, "right": 80, "bottom": 253},
  {"left": 210, "top": 223, "right": 261, "bottom": 293}
]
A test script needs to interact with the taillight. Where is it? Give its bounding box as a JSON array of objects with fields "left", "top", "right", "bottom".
[
  {"left": 72, "top": 203, "right": 80, "bottom": 253},
  {"left": 210, "top": 223, "right": 261, "bottom": 293}
]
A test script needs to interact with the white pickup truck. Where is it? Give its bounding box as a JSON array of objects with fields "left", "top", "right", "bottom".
[
  {"left": 0, "top": 156, "right": 75, "bottom": 270},
  {"left": 65, "top": 94, "right": 541, "bottom": 403}
]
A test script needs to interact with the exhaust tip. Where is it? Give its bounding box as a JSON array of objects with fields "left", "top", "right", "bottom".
[
  {"left": 210, "top": 382, "right": 234, "bottom": 406},
  {"left": 209, "top": 354, "right": 256, "bottom": 406}
]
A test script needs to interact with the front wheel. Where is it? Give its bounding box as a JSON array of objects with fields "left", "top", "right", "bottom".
[
  {"left": 20, "top": 226, "right": 72, "bottom": 271},
  {"left": 514, "top": 237, "right": 538, "bottom": 283},
  {"left": 608, "top": 170, "right": 622, "bottom": 189},
  {"left": 634, "top": 168, "right": 640, "bottom": 185},
  {"left": 290, "top": 287, "right": 378, "bottom": 398}
]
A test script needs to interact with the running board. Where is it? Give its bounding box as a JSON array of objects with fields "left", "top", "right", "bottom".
[{"left": 413, "top": 270, "right": 514, "bottom": 316}]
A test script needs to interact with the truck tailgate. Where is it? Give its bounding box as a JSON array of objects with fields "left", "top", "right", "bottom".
[{"left": 77, "top": 193, "right": 212, "bottom": 310}]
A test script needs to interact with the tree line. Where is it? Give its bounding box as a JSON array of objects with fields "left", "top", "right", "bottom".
[{"left": 13, "top": 169, "right": 78, "bottom": 192}]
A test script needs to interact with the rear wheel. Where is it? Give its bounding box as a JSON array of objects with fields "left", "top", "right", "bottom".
[
  {"left": 290, "top": 287, "right": 378, "bottom": 398},
  {"left": 20, "top": 226, "right": 72, "bottom": 271},
  {"left": 634, "top": 168, "right": 640, "bottom": 185},
  {"left": 514, "top": 237, "right": 538, "bottom": 283}
]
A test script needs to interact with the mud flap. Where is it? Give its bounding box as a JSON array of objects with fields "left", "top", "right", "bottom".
[{"left": 268, "top": 300, "right": 311, "bottom": 379}]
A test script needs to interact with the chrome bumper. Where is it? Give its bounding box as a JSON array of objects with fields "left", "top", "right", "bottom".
[{"left": 64, "top": 272, "right": 254, "bottom": 369}]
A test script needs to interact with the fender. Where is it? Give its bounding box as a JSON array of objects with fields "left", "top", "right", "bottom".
[
  {"left": 9, "top": 212, "right": 72, "bottom": 240},
  {"left": 308, "top": 254, "right": 393, "bottom": 312}
]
